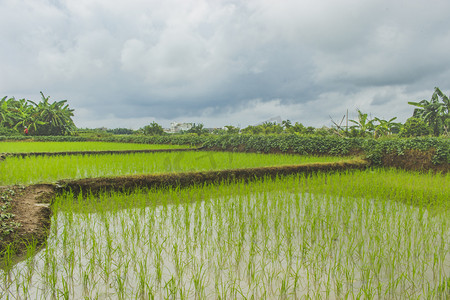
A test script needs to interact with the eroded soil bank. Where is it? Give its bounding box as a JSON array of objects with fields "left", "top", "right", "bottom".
[
  {"left": 57, "top": 158, "right": 370, "bottom": 197},
  {"left": 382, "top": 149, "right": 449, "bottom": 173},
  {"left": 0, "top": 184, "right": 54, "bottom": 260}
]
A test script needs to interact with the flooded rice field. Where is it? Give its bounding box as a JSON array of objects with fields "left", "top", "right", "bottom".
[{"left": 2, "top": 179, "right": 448, "bottom": 299}]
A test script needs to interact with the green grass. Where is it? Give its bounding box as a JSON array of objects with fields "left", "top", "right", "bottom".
[
  {"left": 0, "top": 151, "right": 353, "bottom": 185},
  {"left": 0, "top": 141, "right": 193, "bottom": 153},
  {"left": 303, "top": 168, "right": 450, "bottom": 211},
  {"left": 1, "top": 169, "right": 448, "bottom": 298}
]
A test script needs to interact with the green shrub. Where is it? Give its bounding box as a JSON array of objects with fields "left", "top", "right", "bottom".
[
  {"left": 138, "top": 122, "right": 164, "bottom": 135},
  {"left": 363, "top": 137, "right": 450, "bottom": 165},
  {"left": 399, "top": 117, "right": 433, "bottom": 137},
  {"left": 0, "top": 126, "right": 20, "bottom": 137}
]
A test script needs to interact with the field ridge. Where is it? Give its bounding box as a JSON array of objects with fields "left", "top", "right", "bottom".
[{"left": 1, "top": 148, "right": 196, "bottom": 158}]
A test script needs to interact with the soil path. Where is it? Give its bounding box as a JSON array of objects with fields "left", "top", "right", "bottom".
[{"left": 13, "top": 184, "right": 54, "bottom": 235}]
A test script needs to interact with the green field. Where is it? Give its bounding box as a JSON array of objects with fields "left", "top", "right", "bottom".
[
  {"left": 0, "top": 140, "right": 448, "bottom": 298},
  {"left": 0, "top": 141, "right": 193, "bottom": 153},
  {"left": 1, "top": 169, "right": 448, "bottom": 299},
  {"left": 0, "top": 151, "right": 353, "bottom": 185}
]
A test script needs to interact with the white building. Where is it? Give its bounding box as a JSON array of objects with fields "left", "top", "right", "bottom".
[{"left": 165, "top": 122, "right": 194, "bottom": 133}]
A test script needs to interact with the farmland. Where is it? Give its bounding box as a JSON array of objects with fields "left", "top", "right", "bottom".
[
  {"left": 0, "top": 140, "right": 449, "bottom": 299},
  {"left": 0, "top": 151, "right": 353, "bottom": 185},
  {"left": 1, "top": 170, "right": 449, "bottom": 299},
  {"left": 0, "top": 141, "right": 193, "bottom": 153}
]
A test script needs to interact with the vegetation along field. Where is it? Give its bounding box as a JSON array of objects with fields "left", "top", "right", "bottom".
[
  {"left": 0, "top": 141, "right": 193, "bottom": 153},
  {"left": 0, "top": 151, "right": 352, "bottom": 185},
  {"left": 1, "top": 169, "right": 448, "bottom": 299}
]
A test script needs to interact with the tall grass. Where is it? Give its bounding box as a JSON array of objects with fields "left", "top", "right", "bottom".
[
  {"left": 0, "top": 151, "right": 352, "bottom": 185},
  {"left": 1, "top": 169, "right": 448, "bottom": 298},
  {"left": 0, "top": 141, "right": 193, "bottom": 153}
]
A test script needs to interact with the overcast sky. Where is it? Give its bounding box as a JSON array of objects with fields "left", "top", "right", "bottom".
[{"left": 1, "top": 0, "right": 450, "bottom": 129}]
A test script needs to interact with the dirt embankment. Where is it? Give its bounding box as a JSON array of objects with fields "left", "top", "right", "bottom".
[
  {"left": 382, "top": 149, "right": 449, "bottom": 173},
  {"left": 199, "top": 145, "right": 365, "bottom": 156},
  {"left": 57, "top": 158, "right": 370, "bottom": 197},
  {"left": 0, "top": 184, "right": 54, "bottom": 257}
]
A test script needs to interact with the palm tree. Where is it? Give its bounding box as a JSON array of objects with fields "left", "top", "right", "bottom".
[{"left": 281, "top": 120, "right": 292, "bottom": 129}]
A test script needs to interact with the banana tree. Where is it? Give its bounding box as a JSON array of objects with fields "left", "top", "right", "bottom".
[
  {"left": 0, "top": 97, "right": 14, "bottom": 127},
  {"left": 224, "top": 125, "right": 240, "bottom": 134},
  {"left": 373, "top": 117, "right": 401, "bottom": 137},
  {"left": 12, "top": 103, "right": 45, "bottom": 134},
  {"left": 408, "top": 87, "right": 449, "bottom": 136},
  {"left": 1, "top": 93, "right": 76, "bottom": 135},
  {"left": 349, "top": 109, "right": 375, "bottom": 137},
  {"left": 27, "top": 92, "right": 76, "bottom": 135},
  {"left": 433, "top": 87, "right": 450, "bottom": 134}
]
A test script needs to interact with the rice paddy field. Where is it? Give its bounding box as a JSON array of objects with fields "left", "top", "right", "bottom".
[
  {"left": 0, "top": 141, "right": 449, "bottom": 299},
  {"left": 0, "top": 141, "right": 193, "bottom": 153},
  {"left": 0, "top": 151, "right": 352, "bottom": 185},
  {"left": 1, "top": 169, "right": 449, "bottom": 299}
]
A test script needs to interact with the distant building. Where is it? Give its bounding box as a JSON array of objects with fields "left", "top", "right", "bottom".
[{"left": 165, "top": 122, "right": 194, "bottom": 133}]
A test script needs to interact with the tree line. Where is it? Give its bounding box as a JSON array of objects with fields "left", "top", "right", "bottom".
[
  {"left": 130, "top": 87, "right": 449, "bottom": 138},
  {"left": 1, "top": 87, "right": 449, "bottom": 138}
]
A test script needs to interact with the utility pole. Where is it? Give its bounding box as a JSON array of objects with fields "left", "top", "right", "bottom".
[{"left": 346, "top": 109, "right": 348, "bottom": 133}]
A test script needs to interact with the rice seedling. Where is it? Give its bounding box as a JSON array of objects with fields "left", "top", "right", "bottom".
[
  {"left": 0, "top": 151, "right": 352, "bottom": 185},
  {"left": 1, "top": 168, "right": 447, "bottom": 298},
  {"left": 0, "top": 141, "right": 192, "bottom": 153}
]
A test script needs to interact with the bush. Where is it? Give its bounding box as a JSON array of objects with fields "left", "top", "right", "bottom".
[
  {"left": 363, "top": 137, "right": 450, "bottom": 165},
  {"left": 107, "top": 128, "right": 135, "bottom": 135},
  {"left": 399, "top": 118, "right": 433, "bottom": 137},
  {"left": 139, "top": 122, "right": 164, "bottom": 135},
  {"left": 0, "top": 126, "right": 20, "bottom": 136}
]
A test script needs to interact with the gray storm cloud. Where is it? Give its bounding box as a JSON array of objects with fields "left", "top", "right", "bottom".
[{"left": 1, "top": 0, "right": 450, "bottom": 129}]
